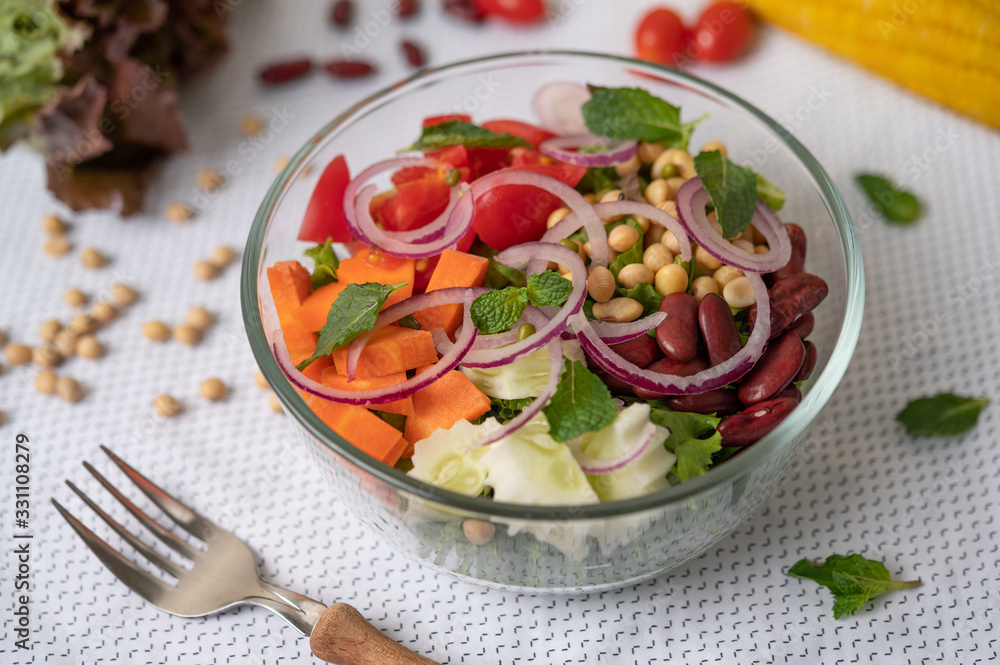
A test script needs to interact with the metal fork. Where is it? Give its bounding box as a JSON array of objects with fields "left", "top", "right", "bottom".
[{"left": 52, "top": 446, "right": 437, "bottom": 665}]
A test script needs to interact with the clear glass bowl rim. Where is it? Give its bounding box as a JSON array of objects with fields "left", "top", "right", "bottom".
[{"left": 241, "top": 50, "right": 865, "bottom": 521}]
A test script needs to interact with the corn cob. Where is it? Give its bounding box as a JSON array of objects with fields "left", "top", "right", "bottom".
[{"left": 746, "top": 0, "right": 1000, "bottom": 128}]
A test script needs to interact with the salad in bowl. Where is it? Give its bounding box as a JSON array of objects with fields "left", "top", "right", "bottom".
[{"left": 244, "top": 52, "right": 862, "bottom": 591}]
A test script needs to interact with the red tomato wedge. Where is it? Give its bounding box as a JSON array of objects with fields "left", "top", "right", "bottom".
[
  {"left": 421, "top": 114, "right": 472, "bottom": 128},
  {"left": 481, "top": 119, "right": 556, "bottom": 149},
  {"left": 298, "top": 155, "right": 352, "bottom": 244}
]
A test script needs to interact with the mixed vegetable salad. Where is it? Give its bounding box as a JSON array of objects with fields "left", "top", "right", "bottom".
[{"left": 267, "top": 82, "right": 827, "bottom": 508}]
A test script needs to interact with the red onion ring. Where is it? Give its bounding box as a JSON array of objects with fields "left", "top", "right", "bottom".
[
  {"left": 572, "top": 312, "right": 666, "bottom": 344},
  {"left": 574, "top": 272, "right": 771, "bottom": 395},
  {"left": 572, "top": 420, "right": 660, "bottom": 475},
  {"left": 459, "top": 243, "right": 586, "bottom": 369},
  {"left": 471, "top": 170, "right": 609, "bottom": 270},
  {"left": 539, "top": 134, "right": 638, "bottom": 167},
  {"left": 674, "top": 178, "right": 791, "bottom": 274},
  {"left": 532, "top": 81, "right": 590, "bottom": 136}
]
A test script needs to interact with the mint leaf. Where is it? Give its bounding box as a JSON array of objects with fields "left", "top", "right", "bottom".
[
  {"left": 896, "top": 393, "right": 988, "bottom": 436},
  {"left": 582, "top": 87, "right": 692, "bottom": 145},
  {"left": 304, "top": 239, "right": 340, "bottom": 290},
  {"left": 856, "top": 173, "right": 921, "bottom": 223},
  {"left": 648, "top": 407, "right": 722, "bottom": 481},
  {"left": 694, "top": 150, "right": 757, "bottom": 239},
  {"left": 525, "top": 270, "right": 573, "bottom": 307},
  {"left": 297, "top": 282, "right": 405, "bottom": 371},
  {"left": 575, "top": 166, "right": 618, "bottom": 195},
  {"left": 607, "top": 218, "right": 644, "bottom": 278},
  {"left": 754, "top": 172, "right": 785, "bottom": 211},
  {"left": 470, "top": 286, "right": 527, "bottom": 334},
  {"left": 787, "top": 554, "right": 922, "bottom": 619},
  {"left": 620, "top": 282, "right": 663, "bottom": 317},
  {"left": 408, "top": 120, "right": 530, "bottom": 152},
  {"left": 542, "top": 359, "right": 618, "bottom": 442}
]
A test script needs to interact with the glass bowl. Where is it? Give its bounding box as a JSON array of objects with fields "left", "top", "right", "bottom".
[{"left": 242, "top": 51, "right": 864, "bottom": 593}]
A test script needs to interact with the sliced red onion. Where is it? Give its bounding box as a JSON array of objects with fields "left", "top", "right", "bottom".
[
  {"left": 674, "top": 178, "right": 791, "bottom": 274},
  {"left": 460, "top": 243, "right": 586, "bottom": 369},
  {"left": 272, "top": 312, "right": 476, "bottom": 406},
  {"left": 532, "top": 81, "right": 590, "bottom": 136},
  {"left": 575, "top": 312, "right": 666, "bottom": 344},
  {"left": 573, "top": 421, "right": 660, "bottom": 475},
  {"left": 575, "top": 272, "right": 771, "bottom": 395},
  {"left": 539, "top": 134, "right": 638, "bottom": 167},
  {"left": 345, "top": 286, "right": 487, "bottom": 380}
]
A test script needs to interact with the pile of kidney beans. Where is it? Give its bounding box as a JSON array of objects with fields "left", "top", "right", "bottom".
[{"left": 593, "top": 223, "right": 827, "bottom": 448}]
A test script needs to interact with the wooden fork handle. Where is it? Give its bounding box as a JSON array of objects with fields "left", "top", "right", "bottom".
[{"left": 310, "top": 603, "right": 439, "bottom": 665}]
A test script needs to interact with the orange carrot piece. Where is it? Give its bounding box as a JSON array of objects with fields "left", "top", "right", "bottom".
[
  {"left": 337, "top": 246, "right": 415, "bottom": 309},
  {"left": 292, "top": 281, "right": 348, "bottom": 332},
  {"left": 268, "top": 261, "right": 318, "bottom": 361},
  {"left": 305, "top": 395, "right": 408, "bottom": 466},
  {"left": 402, "top": 369, "right": 491, "bottom": 455},
  {"left": 412, "top": 250, "right": 489, "bottom": 340},
  {"left": 332, "top": 326, "right": 438, "bottom": 379},
  {"left": 320, "top": 367, "right": 415, "bottom": 416}
]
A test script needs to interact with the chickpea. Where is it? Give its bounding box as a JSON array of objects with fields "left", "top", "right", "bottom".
[
  {"left": 723, "top": 276, "right": 755, "bottom": 309},
  {"left": 41, "top": 214, "right": 69, "bottom": 234},
  {"left": 200, "top": 378, "right": 228, "bottom": 401},
  {"left": 617, "top": 263, "right": 654, "bottom": 290},
  {"left": 694, "top": 246, "right": 723, "bottom": 272},
  {"left": 644, "top": 178, "right": 671, "bottom": 206},
  {"left": 581, "top": 241, "right": 592, "bottom": 257},
  {"left": 39, "top": 320, "right": 62, "bottom": 343},
  {"left": 652, "top": 148, "right": 696, "bottom": 180},
  {"left": 240, "top": 114, "right": 264, "bottom": 137},
  {"left": 56, "top": 376, "right": 83, "bottom": 403},
  {"left": 69, "top": 314, "right": 95, "bottom": 335},
  {"left": 5, "top": 343, "right": 32, "bottom": 365},
  {"left": 81, "top": 247, "right": 107, "bottom": 269},
  {"left": 546, "top": 207, "right": 571, "bottom": 229},
  {"left": 165, "top": 202, "right": 194, "bottom": 223},
  {"left": 35, "top": 370, "right": 58, "bottom": 395},
  {"left": 173, "top": 325, "right": 201, "bottom": 346},
  {"left": 462, "top": 518, "right": 496, "bottom": 546},
  {"left": 599, "top": 189, "right": 624, "bottom": 222},
  {"left": 255, "top": 369, "right": 269, "bottom": 389},
  {"left": 587, "top": 266, "right": 616, "bottom": 303},
  {"left": 75, "top": 335, "right": 103, "bottom": 359},
  {"left": 713, "top": 265, "right": 744, "bottom": 288},
  {"left": 755, "top": 244, "right": 770, "bottom": 254},
  {"left": 582, "top": 193, "right": 597, "bottom": 204},
  {"left": 731, "top": 238, "right": 755, "bottom": 254},
  {"left": 111, "top": 283, "right": 138, "bottom": 306},
  {"left": 64, "top": 288, "right": 87, "bottom": 307},
  {"left": 653, "top": 263, "right": 689, "bottom": 295},
  {"left": 591, "top": 297, "right": 643, "bottom": 323},
  {"left": 196, "top": 168, "right": 225, "bottom": 192},
  {"left": 613, "top": 154, "right": 641, "bottom": 177},
  {"left": 154, "top": 394, "right": 181, "bottom": 417},
  {"left": 187, "top": 306, "right": 214, "bottom": 330},
  {"left": 660, "top": 229, "right": 684, "bottom": 257},
  {"left": 43, "top": 235, "right": 72, "bottom": 257},
  {"left": 269, "top": 393, "right": 284, "bottom": 413},
  {"left": 33, "top": 346, "right": 62, "bottom": 368},
  {"left": 691, "top": 276, "right": 720, "bottom": 302},
  {"left": 54, "top": 330, "right": 78, "bottom": 357},
  {"left": 637, "top": 141, "right": 664, "bottom": 165},
  {"left": 644, "top": 224, "right": 666, "bottom": 246},
  {"left": 745, "top": 223, "right": 764, "bottom": 245},
  {"left": 655, "top": 199, "right": 679, "bottom": 220},
  {"left": 700, "top": 140, "right": 727, "bottom": 156},
  {"left": 210, "top": 246, "right": 238, "bottom": 267},
  {"left": 193, "top": 260, "right": 219, "bottom": 281},
  {"left": 632, "top": 215, "right": 651, "bottom": 233},
  {"left": 607, "top": 224, "right": 640, "bottom": 252},
  {"left": 642, "top": 243, "right": 674, "bottom": 273},
  {"left": 665, "top": 176, "right": 687, "bottom": 193},
  {"left": 91, "top": 302, "right": 116, "bottom": 324},
  {"left": 274, "top": 155, "right": 290, "bottom": 173},
  {"left": 142, "top": 320, "right": 171, "bottom": 342}
]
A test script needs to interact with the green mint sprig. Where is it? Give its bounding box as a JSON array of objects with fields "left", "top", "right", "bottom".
[
  {"left": 694, "top": 149, "right": 758, "bottom": 239},
  {"left": 787, "top": 554, "right": 922, "bottom": 619},
  {"left": 296, "top": 282, "right": 405, "bottom": 371},
  {"left": 541, "top": 359, "right": 618, "bottom": 442},
  {"left": 896, "top": 393, "right": 988, "bottom": 436},
  {"left": 407, "top": 120, "right": 530, "bottom": 152},
  {"left": 469, "top": 271, "right": 573, "bottom": 334},
  {"left": 581, "top": 87, "right": 703, "bottom": 150},
  {"left": 303, "top": 239, "right": 340, "bottom": 290}
]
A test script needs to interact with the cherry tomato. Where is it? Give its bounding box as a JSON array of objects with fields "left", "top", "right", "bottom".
[
  {"left": 481, "top": 119, "right": 556, "bottom": 149},
  {"left": 691, "top": 1, "right": 752, "bottom": 63},
  {"left": 635, "top": 7, "right": 687, "bottom": 67},
  {"left": 421, "top": 113, "right": 472, "bottom": 128},
  {"left": 470, "top": 163, "right": 586, "bottom": 251},
  {"left": 473, "top": 0, "right": 546, "bottom": 24},
  {"left": 298, "top": 154, "right": 352, "bottom": 243}
]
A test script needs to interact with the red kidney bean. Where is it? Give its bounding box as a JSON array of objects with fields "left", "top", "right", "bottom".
[
  {"left": 608, "top": 334, "right": 663, "bottom": 370},
  {"left": 698, "top": 293, "right": 742, "bottom": 366},
  {"left": 633, "top": 355, "right": 708, "bottom": 400},
  {"left": 401, "top": 40, "right": 425, "bottom": 67},
  {"left": 748, "top": 272, "right": 828, "bottom": 338},
  {"left": 323, "top": 60, "right": 376, "bottom": 78},
  {"left": 786, "top": 312, "right": 814, "bottom": 340},
  {"left": 656, "top": 292, "right": 700, "bottom": 362},
  {"left": 443, "top": 0, "right": 485, "bottom": 22},
  {"left": 736, "top": 330, "right": 805, "bottom": 405},
  {"left": 259, "top": 58, "right": 313, "bottom": 85},
  {"left": 794, "top": 341, "right": 817, "bottom": 382},
  {"left": 665, "top": 388, "right": 742, "bottom": 416},
  {"left": 776, "top": 383, "right": 801, "bottom": 402},
  {"left": 768, "top": 223, "right": 806, "bottom": 283},
  {"left": 331, "top": 0, "right": 353, "bottom": 26},
  {"left": 398, "top": 0, "right": 419, "bottom": 17},
  {"left": 717, "top": 397, "right": 798, "bottom": 446}
]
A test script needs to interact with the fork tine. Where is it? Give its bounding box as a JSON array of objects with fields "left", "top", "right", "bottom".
[
  {"left": 100, "top": 446, "right": 217, "bottom": 543},
  {"left": 52, "top": 498, "right": 175, "bottom": 606},
  {"left": 66, "top": 480, "right": 187, "bottom": 579},
  {"left": 83, "top": 462, "right": 200, "bottom": 561}
]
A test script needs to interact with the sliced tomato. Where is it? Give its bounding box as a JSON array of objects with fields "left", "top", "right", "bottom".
[
  {"left": 470, "top": 162, "right": 587, "bottom": 251},
  {"left": 509, "top": 147, "right": 555, "bottom": 168},
  {"left": 467, "top": 147, "right": 512, "bottom": 180},
  {"left": 391, "top": 166, "right": 437, "bottom": 186},
  {"left": 390, "top": 177, "right": 452, "bottom": 232},
  {"left": 298, "top": 154, "right": 352, "bottom": 243},
  {"left": 422, "top": 114, "right": 472, "bottom": 128},
  {"left": 425, "top": 144, "right": 469, "bottom": 168},
  {"left": 482, "top": 119, "right": 556, "bottom": 149}
]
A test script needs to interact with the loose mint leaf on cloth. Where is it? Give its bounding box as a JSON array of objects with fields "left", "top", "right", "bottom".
[
  {"left": 754, "top": 172, "right": 786, "bottom": 211},
  {"left": 408, "top": 120, "right": 530, "bottom": 151},
  {"left": 896, "top": 393, "right": 989, "bottom": 436},
  {"left": 648, "top": 407, "right": 722, "bottom": 481},
  {"left": 787, "top": 554, "right": 922, "bottom": 619},
  {"left": 470, "top": 286, "right": 528, "bottom": 334},
  {"left": 582, "top": 87, "right": 702, "bottom": 149},
  {"left": 304, "top": 239, "right": 340, "bottom": 289},
  {"left": 856, "top": 173, "right": 921, "bottom": 223},
  {"left": 694, "top": 150, "right": 758, "bottom": 239},
  {"left": 542, "top": 359, "right": 618, "bottom": 442},
  {"left": 296, "top": 282, "right": 404, "bottom": 371},
  {"left": 525, "top": 270, "right": 573, "bottom": 307}
]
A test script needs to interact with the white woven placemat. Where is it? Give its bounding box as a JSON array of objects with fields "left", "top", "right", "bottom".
[{"left": 2, "top": 1, "right": 999, "bottom": 663}]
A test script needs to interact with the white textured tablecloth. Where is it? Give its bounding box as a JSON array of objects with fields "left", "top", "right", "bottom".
[{"left": 2, "top": 1, "right": 999, "bottom": 663}]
